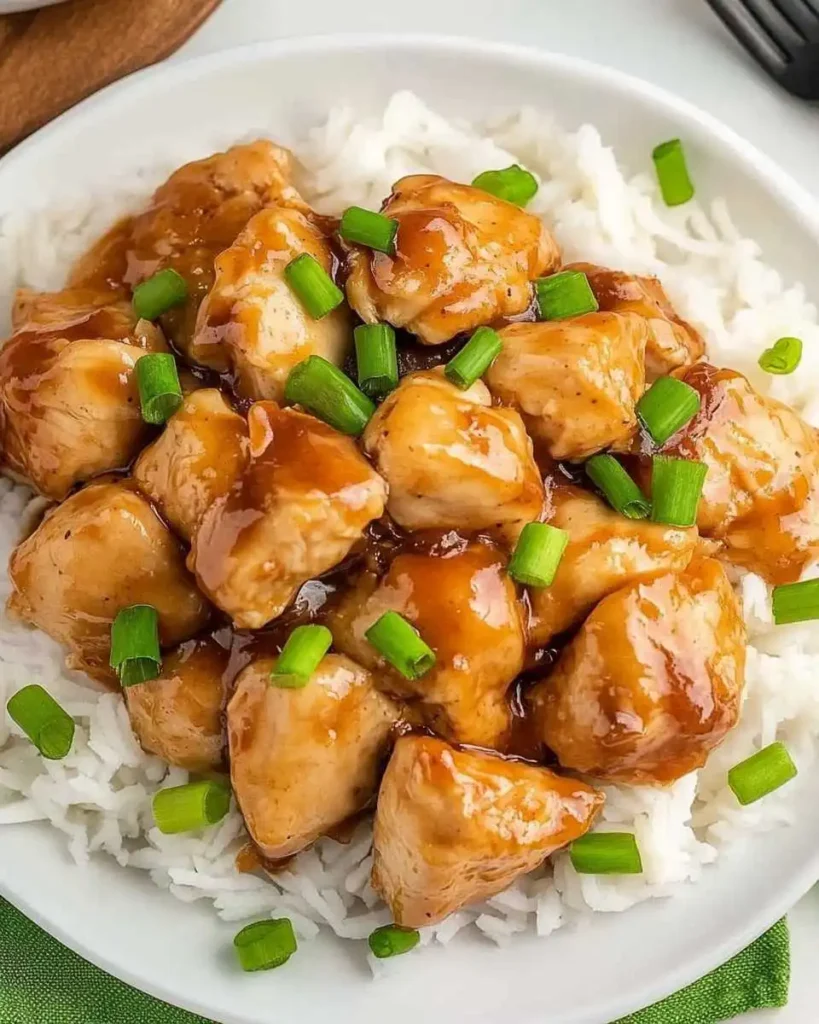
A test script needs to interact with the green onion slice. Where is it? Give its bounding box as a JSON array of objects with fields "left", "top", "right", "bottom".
[
  {"left": 585, "top": 454, "right": 650, "bottom": 519},
  {"left": 637, "top": 376, "right": 701, "bottom": 445},
  {"left": 758, "top": 337, "right": 803, "bottom": 376},
  {"left": 285, "top": 356, "right": 375, "bottom": 436},
  {"left": 109, "top": 605, "right": 161, "bottom": 687},
  {"left": 365, "top": 611, "right": 436, "bottom": 681},
  {"left": 570, "top": 832, "right": 643, "bottom": 875},
  {"left": 284, "top": 253, "right": 345, "bottom": 320},
  {"left": 340, "top": 206, "right": 399, "bottom": 255},
  {"left": 354, "top": 323, "right": 399, "bottom": 399},
  {"left": 772, "top": 579, "right": 819, "bottom": 625},
  {"left": 471, "top": 164, "right": 539, "bottom": 207},
  {"left": 6, "top": 685, "right": 75, "bottom": 760},
  {"left": 132, "top": 268, "right": 188, "bottom": 321},
  {"left": 271, "top": 624, "right": 332, "bottom": 688},
  {"left": 368, "top": 924, "right": 420, "bottom": 959},
  {"left": 650, "top": 456, "right": 707, "bottom": 528},
  {"left": 728, "top": 742, "right": 797, "bottom": 806},
  {"left": 508, "top": 522, "right": 569, "bottom": 588},
  {"left": 234, "top": 919, "right": 297, "bottom": 972},
  {"left": 152, "top": 779, "right": 231, "bottom": 835},
  {"left": 536, "top": 270, "right": 599, "bottom": 322},
  {"left": 444, "top": 326, "right": 503, "bottom": 390},
  {"left": 136, "top": 353, "right": 183, "bottom": 425},
  {"left": 652, "top": 139, "right": 695, "bottom": 207}
]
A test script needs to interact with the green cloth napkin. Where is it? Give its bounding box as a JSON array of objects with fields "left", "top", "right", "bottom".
[{"left": 0, "top": 896, "right": 789, "bottom": 1024}]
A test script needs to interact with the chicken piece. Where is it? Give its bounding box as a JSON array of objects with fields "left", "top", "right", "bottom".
[
  {"left": 488, "top": 313, "right": 648, "bottom": 460},
  {"left": 11, "top": 286, "right": 135, "bottom": 336},
  {"left": 123, "top": 141, "right": 306, "bottom": 365},
  {"left": 568, "top": 262, "right": 704, "bottom": 379},
  {"left": 191, "top": 402, "right": 387, "bottom": 629},
  {"left": 133, "top": 389, "right": 249, "bottom": 541},
  {"left": 528, "top": 483, "right": 698, "bottom": 648},
  {"left": 193, "top": 206, "right": 351, "bottom": 402},
  {"left": 372, "top": 735, "right": 602, "bottom": 927},
  {"left": 124, "top": 636, "right": 228, "bottom": 771},
  {"left": 328, "top": 541, "right": 525, "bottom": 747},
  {"left": 652, "top": 363, "right": 819, "bottom": 583},
  {"left": 346, "top": 174, "right": 558, "bottom": 345},
  {"left": 362, "top": 370, "right": 543, "bottom": 534},
  {"left": 530, "top": 558, "right": 746, "bottom": 785},
  {"left": 228, "top": 654, "right": 398, "bottom": 860},
  {"left": 0, "top": 289, "right": 166, "bottom": 500},
  {"left": 7, "top": 481, "right": 211, "bottom": 683}
]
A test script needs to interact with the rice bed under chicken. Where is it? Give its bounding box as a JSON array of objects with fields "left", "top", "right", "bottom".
[{"left": 1, "top": 92, "right": 818, "bottom": 964}]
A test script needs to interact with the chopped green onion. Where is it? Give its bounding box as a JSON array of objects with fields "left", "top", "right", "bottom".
[
  {"left": 136, "top": 353, "right": 183, "bottom": 425},
  {"left": 536, "top": 270, "right": 599, "bottom": 322},
  {"left": 728, "top": 742, "right": 797, "bottom": 806},
  {"left": 570, "top": 832, "right": 643, "bottom": 875},
  {"left": 365, "top": 611, "right": 436, "bottom": 681},
  {"left": 285, "top": 356, "right": 375, "bottom": 436},
  {"left": 652, "top": 139, "right": 695, "bottom": 207},
  {"left": 650, "top": 456, "right": 707, "bottom": 528},
  {"left": 109, "top": 605, "right": 161, "bottom": 687},
  {"left": 271, "top": 624, "right": 332, "bottom": 688},
  {"left": 284, "top": 253, "right": 344, "bottom": 320},
  {"left": 471, "top": 164, "right": 539, "bottom": 207},
  {"left": 132, "top": 268, "right": 188, "bottom": 321},
  {"left": 152, "top": 779, "right": 231, "bottom": 835},
  {"left": 6, "top": 684, "right": 74, "bottom": 760},
  {"left": 354, "top": 323, "right": 399, "bottom": 399},
  {"left": 444, "top": 326, "right": 503, "bottom": 390},
  {"left": 585, "top": 454, "right": 650, "bottom": 519},
  {"left": 772, "top": 579, "right": 819, "bottom": 625},
  {"left": 508, "top": 522, "right": 569, "bottom": 588},
  {"left": 759, "top": 337, "right": 803, "bottom": 375},
  {"left": 234, "top": 919, "right": 297, "bottom": 972},
  {"left": 637, "top": 376, "right": 701, "bottom": 445},
  {"left": 340, "top": 206, "right": 398, "bottom": 254},
  {"left": 368, "top": 925, "right": 420, "bottom": 959}
]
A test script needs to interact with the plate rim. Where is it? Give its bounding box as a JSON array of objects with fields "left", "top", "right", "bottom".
[{"left": 1, "top": 32, "right": 819, "bottom": 1024}]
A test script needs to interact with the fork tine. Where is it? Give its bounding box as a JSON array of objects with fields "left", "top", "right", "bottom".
[
  {"left": 743, "top": 0, "right": 806, "bottom": 48},
  {"left": 706, "top": 0, "right": 789, "bottom": 69},
  {"left": 772, "top": 0, "right": 819, "bottom": 38}
]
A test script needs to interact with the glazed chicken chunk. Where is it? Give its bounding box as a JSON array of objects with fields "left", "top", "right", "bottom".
[
  {"left": 191, "top": 402, "right": 387, "bottom": 629},
  {"left": 528, "top": 483, "right": 698, "bottom": 648},
  {"left": 656, "top": 363, "right": 819, "bottom": 583},
  {"left": 124, "top": 636, "right": 229, "bottom": 772},
  {"left": 329, "top": 541, "right": 526, "bottom": 748},
  {"left": 7, "top": 481, "right": 210, "bottom": 682},
  {"left": 488, "top": 313, "right": 648, "bottom": 460},
  {"left": 372, "top": 736, "right": 603, "bottom": 927},
  {"left": 568, "top": 262, "right": 704, "bottom": 380},
  {"left": 120, "top": 141, "right": 307, "bottom": 363},
  {"left": 193, "top": 206, "right": 351, "bottom": 402},
  {"left": 362, "top": 370, "right": 544, "bottom": 534},
  {"left": 228, "top": 654, "right": 398, "bottom": 860},
  {"left": 530, "top": 558, "right": 746, "bottom": 785},
  {"left": 0, "top": 288, "right": 165, "bottom": 499},
  {"left": 133, "top": 389, "right": 249, "bottom": 541},
  {"left": 346, "top": 174, "right": 559, "bottom": 345}
]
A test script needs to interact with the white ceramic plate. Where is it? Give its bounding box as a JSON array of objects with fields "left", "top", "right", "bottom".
[
  {"left": 2, "top": 35, "right": 819, "bottom": 1024},
  {"left": 0, "top": 0, "right": 66, "bottom": 12}
]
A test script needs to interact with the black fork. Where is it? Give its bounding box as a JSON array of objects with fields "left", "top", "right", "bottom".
[{"left": 705, "top": 0, "right": 819, "bottom": 98}]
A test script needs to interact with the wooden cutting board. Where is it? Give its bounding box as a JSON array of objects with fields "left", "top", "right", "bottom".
[{"left": 0, "top": 0, "right": 221, "bottom": 153}]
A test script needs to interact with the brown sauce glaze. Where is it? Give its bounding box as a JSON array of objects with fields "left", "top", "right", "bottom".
[{"left": 68, "top": 218, "right": 135, "bottom": 294}]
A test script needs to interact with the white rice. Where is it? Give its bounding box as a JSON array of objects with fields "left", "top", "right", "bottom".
[{"left": 2, "top": 91, "right": 819, "bottom": 961}]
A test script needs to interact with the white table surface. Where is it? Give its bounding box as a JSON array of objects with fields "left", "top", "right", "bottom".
[{"left": 175, "top": 1, "right": 819, "bottom": 1020}]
